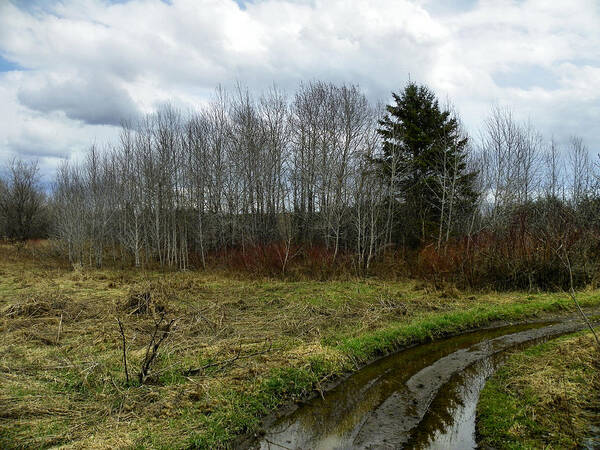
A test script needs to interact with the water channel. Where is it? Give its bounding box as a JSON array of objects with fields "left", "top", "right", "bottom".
[{"left": 255, "top": 319, "right": 589, "bottom": 449}]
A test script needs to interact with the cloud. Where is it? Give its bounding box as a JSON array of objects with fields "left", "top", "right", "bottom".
[
  {"left": 0, "top": 0, "right": 598, "bottom": 178},
  {"left": 0, "top": 71, "right": 120, "bottom": 179},
  {"left": 18, "top": 74, "right": 141, "bottom": 126}
]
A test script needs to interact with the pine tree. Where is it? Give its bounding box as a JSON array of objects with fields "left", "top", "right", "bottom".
[{"left": 377, "top": 82, "right": 477, "bottom": 247}]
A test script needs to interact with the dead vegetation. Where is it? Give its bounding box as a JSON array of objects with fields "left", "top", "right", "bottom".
[
  {"left": 478, "top": 333, "right": 600, "bottom": 448},
  {"left": 1, "top": 246, "right": 600, "bottom": 448},
  {"left": 0, "top": 254, "right": 436, "bottom": 447},
  {"left": 121, "top": 290, "right": 165, "bottom": 316},
  {"left": 2, "top": 293, "right": 68, "bottom": 318}
]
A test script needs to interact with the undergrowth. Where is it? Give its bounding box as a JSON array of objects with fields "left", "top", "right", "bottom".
[{"left": 1, "top": 242, "right": 600, "bottom": 448}]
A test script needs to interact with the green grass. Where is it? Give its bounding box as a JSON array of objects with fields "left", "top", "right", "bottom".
[
  {"left": 477, "top": 332, "right": 600, "bottom": 449},
  {"left": 1, "top": 243, "right": 600, "bottom": 448},
  {"left": 335, "top": 296, "right": 587, "bottom": 361}
]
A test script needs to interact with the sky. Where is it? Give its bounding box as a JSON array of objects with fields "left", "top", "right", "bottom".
[{"left": 0, "top": 0, "right": 599, "bottom": 180}]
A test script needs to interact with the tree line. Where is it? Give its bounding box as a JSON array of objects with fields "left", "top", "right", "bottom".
[{"left": 1, "top": 81, "right": 599, "bottom": 288}]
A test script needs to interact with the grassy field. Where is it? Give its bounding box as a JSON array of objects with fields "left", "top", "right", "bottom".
[
  {"left": 1, "top": 243, "right": 600, "bottom": 449},
  {"left": 477, "top": 332, "right": 600, "bottom": 449}
]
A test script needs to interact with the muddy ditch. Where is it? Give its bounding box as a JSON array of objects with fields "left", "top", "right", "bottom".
[{"left": 248, "top": 311, "right": 600, "bottom": 449}]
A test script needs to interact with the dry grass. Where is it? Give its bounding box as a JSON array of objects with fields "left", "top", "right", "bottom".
[
  {"left": 1, "top": 241, "right": 599, "bottom": 448},
  {"left": 477, "top": 333, "right": 600, "bottom": 449}
]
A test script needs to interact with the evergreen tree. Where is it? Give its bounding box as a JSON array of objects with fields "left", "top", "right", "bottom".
[{"left": 377, "top": 82, "right": 477, "bottom": 247}]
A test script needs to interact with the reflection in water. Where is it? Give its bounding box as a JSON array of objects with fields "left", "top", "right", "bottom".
[
  {"left": 256, "top": 322, "right": 569, "bottom": 450},
  {"left": 583, "top": 425, "right": 600, "bottom": 449},
  {"left": 404, "top": 354, "right": 497, "bottom": 449}
]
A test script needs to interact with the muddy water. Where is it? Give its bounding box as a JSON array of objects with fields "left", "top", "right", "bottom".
[{"left": 256, "top": 320, "right": 588, "bottom": 450}]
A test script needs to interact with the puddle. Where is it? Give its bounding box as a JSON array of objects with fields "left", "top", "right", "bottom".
[
  {"left": 404, "top": 352, "right": 501, "bottom": 449},
  {"left": 582, "top": 424, "right": 600, "bottom": 449},
  {"left": 255, "top": 320, "right": 588, "bottom": 449}
]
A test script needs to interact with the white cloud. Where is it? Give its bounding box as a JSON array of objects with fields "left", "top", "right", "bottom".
[
  {"left": 0, "top": 0, "right": 599, "bottom": 177},
  {"left": 0, "top": 71, "right": 119, "bottom": 180}
]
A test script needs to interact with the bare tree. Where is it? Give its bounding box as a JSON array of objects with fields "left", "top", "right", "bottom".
[
  {"left": 0, "top": 158, "right": 46, "bottom": 241},
  {"left": 567, "top": 135, "right": 590, "bottom": 205},
  {"left": 544, "top": 136, "right": 563, "bottom": 199}
]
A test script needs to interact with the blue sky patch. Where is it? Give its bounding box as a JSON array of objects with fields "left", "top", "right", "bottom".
[
  {"left": 0, "top": 56, "right": 24, "bottom": 72},
  {"left": 234, "top": 0, "right": 254, "bottom": 10}
]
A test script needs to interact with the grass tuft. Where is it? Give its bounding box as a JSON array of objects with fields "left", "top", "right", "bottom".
[{"left": 477, "top": 332, "right": 600, "bottom": 449}]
